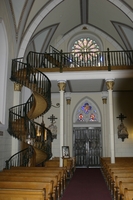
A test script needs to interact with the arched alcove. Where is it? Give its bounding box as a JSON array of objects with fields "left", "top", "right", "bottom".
[
  {"left": 73, "top": 97, "right": 101, "bottom": 127},
  {"left": 72, "top": 97, "right": 102, "bottom": 167}
]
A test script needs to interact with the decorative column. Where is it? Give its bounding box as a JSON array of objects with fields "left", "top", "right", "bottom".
[
  {"left": 106, "top": 79, "right": 115, "bottom": 163},
  {"left": 66, "top": 96, "right": 71, "bottom": 146},
  {"left": 13, "top": 83, "right": 22, "bottom": 105},
  {"left": 12, "top": 83, "right": 22, "bottom": 155},
  {"left": 58, "top": 81, "right": 66, "bottom": 167},
  {"left": 102, "top": 94, "right": 107, "bottom": 157}
]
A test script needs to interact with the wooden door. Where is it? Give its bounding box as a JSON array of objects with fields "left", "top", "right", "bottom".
[{"left": 73, "top": 127, "right": 102, "bottom": 167}]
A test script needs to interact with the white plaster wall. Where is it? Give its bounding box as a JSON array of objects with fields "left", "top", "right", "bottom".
[
  {"left": 0, "top": 0, "right": 16, "bottom": 171},
  {"left": 43, "top": 91, "right": 133, "bottom": 159},
  {"left": 113, "top": 92, "right": 133, "bottom": 157},
  {"left": 51, "top": 28, "right": 122, "bottom": 52},
  {"left": 44, "top": 92, "right": 110, "bottom": 157},
  {"left": 37, "top": 93, "right": 61, "bottom": 158}
]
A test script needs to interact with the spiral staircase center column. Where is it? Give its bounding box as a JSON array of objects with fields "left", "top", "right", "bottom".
[
  {"left": 58, "top": 80, "right": 66, "bottom": 167},
  {"left": 12, "top": 83, "right": 22, "bottom": 155}
]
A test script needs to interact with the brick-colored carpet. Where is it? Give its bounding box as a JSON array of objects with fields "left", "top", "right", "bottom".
[{"left": 61, "top": 168, "right": 112, "bottom": 200}]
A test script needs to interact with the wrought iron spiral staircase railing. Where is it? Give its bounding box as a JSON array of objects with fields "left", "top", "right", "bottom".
[
  {"left": 7, "top": 55, "right": 52, "bottom": 168},
  {"left": 5, "top": 146, "right": 35, "bottom": 169}
]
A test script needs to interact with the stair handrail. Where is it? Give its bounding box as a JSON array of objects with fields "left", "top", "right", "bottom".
[
  {"left": 11, "top": 58, "right": 51, "bottom": 112},
  {"left": 8, "top": 98, "right": 53, "bottom": 162},
  {"left": 5, "top": 146, "right": 35, "bottom": 169},
  {"left": 49, "top": 45, "right": 60, "bottom": 53}
]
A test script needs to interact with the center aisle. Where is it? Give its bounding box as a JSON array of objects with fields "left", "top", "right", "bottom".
[{"left": 61, "top": 168, "right": 112, "bottom": 200}]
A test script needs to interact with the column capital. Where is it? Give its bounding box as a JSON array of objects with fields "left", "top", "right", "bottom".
[
  {"left": 66, "top": 97, "right": 71, "bottom": 105},
  {"left": 57, "top": 81, "right": 66, "bottom": 91},
  {"left": 102, "top": 97, "right": 107, "bottom": 104},
  {"left": 14, "top": 83, "right": 22, "bottom": 91},
  {"left": 106, "top": 79, "right": 115, "bottom": 90}
]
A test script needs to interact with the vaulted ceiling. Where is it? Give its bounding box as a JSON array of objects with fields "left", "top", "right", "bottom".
[{"left": 5, "top": 0, "right": 133, "bottom": 93}]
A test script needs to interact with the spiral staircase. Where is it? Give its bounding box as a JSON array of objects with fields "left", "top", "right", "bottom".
[{"left": 7, "top": 52, "right": 53, "bottom": 168}]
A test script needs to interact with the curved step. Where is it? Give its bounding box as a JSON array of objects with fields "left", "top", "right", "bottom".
[
  {"left": 27, "top": 92, "right": 47, "bottom": 119},
  {"left": 34, "top": 147, "right": 48, "bottom": 166}
]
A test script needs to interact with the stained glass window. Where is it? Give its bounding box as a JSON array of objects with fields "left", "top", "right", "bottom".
[
  {"left": 78, "top": 113, "right": 84, "bottom": 121},
  {"left": 76, "top": 101, "right": 98, "bottom": 123},
  {"left": 82, "top": 103, "right": 91, "bottom": 113},
  {"left": 71, "top": 37, "right": 100, "bottom": 65}
]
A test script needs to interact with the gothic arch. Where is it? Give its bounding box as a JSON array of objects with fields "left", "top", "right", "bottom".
[
  {"left": 73, "top": 97, "right": 101, "bottom": 127},
  {"left": 72, "top": 97, "right": 102, "bottom": 167}
]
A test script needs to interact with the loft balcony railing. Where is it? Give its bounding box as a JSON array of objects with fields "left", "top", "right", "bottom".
[{"left": 27, "top": 48, "right": 133, "bottom": 73}]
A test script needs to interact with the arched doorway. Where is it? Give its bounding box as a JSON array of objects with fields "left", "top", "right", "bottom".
[{"left": 72, "top": 97, "right": 102, "bottom": 167}]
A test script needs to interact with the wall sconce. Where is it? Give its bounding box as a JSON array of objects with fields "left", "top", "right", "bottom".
[
  {"left": 52, "top": 103, "right": 60, "bottom": 108},
  {"left": 117, "top": 113, "right": 128, "bottom": 142}
]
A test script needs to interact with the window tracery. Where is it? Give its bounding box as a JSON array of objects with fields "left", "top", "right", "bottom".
[
  {"left": 75, "top": 101, "right": 99, "bottom": 123},
  {"left": 71, "top": 37, "right": 100, "bottom": 64}
]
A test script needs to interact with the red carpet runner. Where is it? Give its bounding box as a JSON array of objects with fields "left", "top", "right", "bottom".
[{"left": 61, "top": 168, "right": 112, "bottom": 200}]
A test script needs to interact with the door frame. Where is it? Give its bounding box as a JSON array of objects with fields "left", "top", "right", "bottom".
[{"left": 73, "top": 126, "right": 102, "bottom": 167}]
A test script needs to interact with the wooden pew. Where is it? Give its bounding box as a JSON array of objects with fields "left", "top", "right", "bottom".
[
  {"left": 119, "top": 181, "right": 133, "bottom": 200},
  {"left": 109, "top": 169, "right": 133, "bottom": 198},
  {"left": 0, "top": 188, "right": 46, "bottom": 200},
  {"left": 0, "top": 171, "right": 61, "bottom": 199},
  {"left": 71, "top": 157, "right": 76, "bottom": 173},
  {"left": 100, "top": 157, "right": 133, "bottom": 199},
  {"left": 101, "top": 157, "right": 133, "bottom": 182},
  {"left": 108, "top": 168, "right": 133, "bottom": 191},
  {"left": 0, "top": 180, "right": 53, "bottom": 200},
  {"left": 63, "top": 158, "right": 73, "bottom": 178},
  {"left": 111, "top": 172, "right": 133, "bottom": 200},
  {"left": 124, "top": 188, "right": 133, "bottom": 200},
  {"left": 46, "top": 158, "right": 74, "bottom": 179},
  {"left": 44, "top": 160, "right": 60, "bottom": 168},
  {"left": 8, "top": 167, "right": 67, "bottom": 192},
  {"left": 107, "top": 166, "right": 133, "bottom": 185},
  {"left": 115, "top": 177, "right": 133, "bottom": 200},
  {"left": 0, "top": 175, "right": 58, "bottom": 200},
  {"left": 52, "top": 157, "right": 76, "bottom": 175}
]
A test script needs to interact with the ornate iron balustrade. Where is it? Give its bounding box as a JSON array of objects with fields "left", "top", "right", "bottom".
[
  {"left": 11, "top": 58, "right": 51, "bottom": 111},
  {"left": 5, "top": 146, "right": 35, "bottom": 169},
  {"left": 27, "top": 48, "right": 133, "bottom": 73}
]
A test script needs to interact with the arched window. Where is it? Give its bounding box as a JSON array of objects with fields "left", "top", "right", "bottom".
[
  {"left": 73, "top": 98, "right": 101, "bottom": 124},
  {"left": 72, "top": 37, "right": 100, "bottom": 56},
  {"left": 68, "top": 34, "right": 102, "bottom": 66}
]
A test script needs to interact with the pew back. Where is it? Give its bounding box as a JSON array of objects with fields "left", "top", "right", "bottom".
[
  {"left": 0, "top": 181, "right": 53, "bottom": 200},
  {"left": 0, "top": 188, "right": 46, "bottom": 200}
]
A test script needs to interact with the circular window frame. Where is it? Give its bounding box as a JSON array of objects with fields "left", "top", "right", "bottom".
[{"left": 68, "top": 33, "right": 103, "bottom": 53}]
